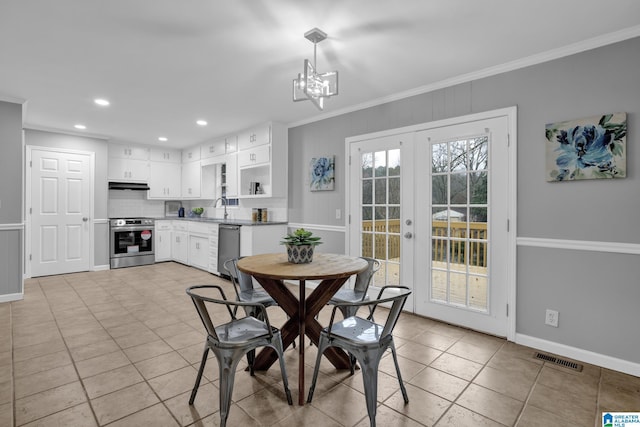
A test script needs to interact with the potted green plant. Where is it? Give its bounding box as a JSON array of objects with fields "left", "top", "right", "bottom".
[
  {"left": 281, "top": 228, "right": 322, "bottom": 264},
  {"left": 191, "top": 207, "right": 204, "bottom": 218}
]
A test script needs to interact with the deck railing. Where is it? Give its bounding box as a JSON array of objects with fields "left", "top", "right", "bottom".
[{"left": 361, "top": 219, "right": 487, "bottom": 267}]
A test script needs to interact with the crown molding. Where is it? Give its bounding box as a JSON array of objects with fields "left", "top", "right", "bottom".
[
  {"left": 23, "top": 123, "right": 110, "bottom": 141},
  {"left": 288, "top": 25, "right": 640, "bottom": 129}
]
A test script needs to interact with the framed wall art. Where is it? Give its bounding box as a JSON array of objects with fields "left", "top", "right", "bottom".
[
  {"left": 309, "top": 155, "right": 335, "bottom": 191},
  {"left": 545, "top": 112, "right": 627, "bottom": 182}
]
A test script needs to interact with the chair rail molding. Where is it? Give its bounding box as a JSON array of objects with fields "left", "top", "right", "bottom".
[{"left": 517, "top": 236, "right": 640, "bottom": 255}]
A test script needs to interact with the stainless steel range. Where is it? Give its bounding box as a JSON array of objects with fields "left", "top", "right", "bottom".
[{"left": 109, "top": 217, "right": 155, "bottom": 269}]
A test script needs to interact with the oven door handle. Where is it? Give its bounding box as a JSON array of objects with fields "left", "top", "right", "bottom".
[{"left": 112, "top": 226, "right": 155, "bottom": 232}]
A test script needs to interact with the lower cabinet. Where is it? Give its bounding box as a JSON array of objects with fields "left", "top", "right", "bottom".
[
  {"left": 172, "top": 222, "right": 189, "bottom": 264},
  {"left": 189, "top": 235, "right": 209, "bottom": 270},
  {"left": 156, "top": 220, "right": 286, "bottom": 276},
  {"left": 155, "top": 221, "right": 172, "bottom": 262}
]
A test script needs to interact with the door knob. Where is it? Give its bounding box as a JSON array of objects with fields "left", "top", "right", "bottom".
[
  {"left": 404, "top": 232, "right": 413, "bottom": 239},
  {"left": 405, "top": 219, "right": 412, "bottom": 225},
  {"left": 82, "top": 217, "right": 89, "bottom": 222}
]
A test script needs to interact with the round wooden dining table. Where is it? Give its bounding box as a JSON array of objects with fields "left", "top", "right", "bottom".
[{"left": 237, "top": 252, "right": 368, "bottom": 405}]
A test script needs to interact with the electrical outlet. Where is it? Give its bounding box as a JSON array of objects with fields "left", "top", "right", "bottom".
[{"left": 545, "top": 309, "right": 559, "bottom": 327}]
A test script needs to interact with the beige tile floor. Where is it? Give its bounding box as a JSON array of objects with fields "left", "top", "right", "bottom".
[{"left": 1, "top": 262, "right": 639, "bottom": 426}]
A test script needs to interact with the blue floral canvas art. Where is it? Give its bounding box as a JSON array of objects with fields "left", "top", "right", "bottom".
[
  {"left": 545, "top": 113, "right": 626, "bottom": 182},
  {"left": 310, "top": 156, "right": 335, "bottom": 191}
]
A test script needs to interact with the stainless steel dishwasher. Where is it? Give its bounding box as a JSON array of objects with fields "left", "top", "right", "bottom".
[{"left": 218, "top": 224, "right": 241, "bottom": 277}]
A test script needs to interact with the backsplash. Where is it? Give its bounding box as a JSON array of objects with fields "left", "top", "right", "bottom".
[
  {"left": 108, "top": 190, "right": 287, "bottom": 221},
  {"left": 108, "top": 190, "right": 164, "bottom": 218}
]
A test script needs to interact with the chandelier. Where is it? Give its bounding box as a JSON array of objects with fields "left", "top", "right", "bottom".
[{"left": 292, "top": 28, "right": 338, "bottom": 111}]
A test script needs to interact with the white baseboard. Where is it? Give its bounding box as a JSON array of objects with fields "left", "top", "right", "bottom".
[
  {"left": 516, "top": 333, "right": 640, "bottom": 377},
  {"left": 92, "top": 264, "right": 111, "bottom": 271},
  {"left": 0, "top": 292, "right": 23, "bottom": 303}
]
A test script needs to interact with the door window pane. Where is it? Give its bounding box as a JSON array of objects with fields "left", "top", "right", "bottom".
[
  {"left": 359, "top": 148, "right": 402, "bottom": 290},
  {"left": 430, "top": 135, "right": 489, "bottom": 311}
]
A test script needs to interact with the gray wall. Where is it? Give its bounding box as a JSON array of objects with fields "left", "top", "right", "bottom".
[
  {"left": 288, "top": 37, "right": 640, "bottom": 365},
  {"left": 0, "top": 100, "right": 23, "bottom": 297},
  {"left": 25, "top": 129, "right": 110, "bottom": 267},
  {"left": 0, "top": 101, "right": 22, "bottom": 223}
]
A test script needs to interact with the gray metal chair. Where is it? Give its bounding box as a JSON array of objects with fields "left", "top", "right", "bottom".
[
  {"left": 223, "top": 257, "right": 295, "bottom": 352},
  {"left": 223, "top": 257, "right": 277, "bottom": 319},
  {"left": 186, "top": 285, "right": 292, "bottom": 427},
  {"left": 328, "top": 257, "right": 381, "bottom": 319},
  {"left": 307, "top": 285, "right": 411, "bottom": 427}
]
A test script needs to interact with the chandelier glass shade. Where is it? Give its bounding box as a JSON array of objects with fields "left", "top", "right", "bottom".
[{"left": 292, "top": 28, "right": 338, "bottom": 110}]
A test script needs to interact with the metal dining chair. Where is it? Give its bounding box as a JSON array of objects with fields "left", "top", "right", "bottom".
[
  {"left": 327, "top": 257, "right": 380, "bottom": 319},
  {"left": 307, "top": 285, "right": 411, "bottom": 427},
  {"left": 223, "top": 257, "right": 295, "bottom": 352},
  {"left": 186, "top": 285, "right": 293, "bottom": 427},
  {"left": 223, "top": 257, "right": 277, "bottom": 319}
]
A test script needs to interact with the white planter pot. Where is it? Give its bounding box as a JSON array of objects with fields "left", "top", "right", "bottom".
[{"left": 285, "top": 244, "right": 315, "bottom": 264}]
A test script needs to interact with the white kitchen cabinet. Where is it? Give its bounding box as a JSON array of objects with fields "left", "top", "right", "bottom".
[
  {"left": 108, "top": 158, "right": 150, "bottom": 182},
  {"left": 155, "top": 221, "right": 172, "bottom": 262},
  {"left": 238, "top": 124, "right": 270, "bottom": 150},
  {"left": 201, "top": 138, "right": 227, "bottom": 159},
  {"left": 108, "top": 143, "right": 151, "bottom": 182},
  {"left": 201, "top": 163, "right": 217, "bottom": 199},
  {"left": 150, "top": 148, "right": 181, "bottom": 163},
  {"left": 238, "top": 144, "right": 270, "bottom": 168},
  {"left": 237, "top": 122, "right": 287, "bottom": 198},
  {"left": 181, "top": 160, "right": 201, "bottom": 198},
  {"left": 148, "top": 161, "right": 181, "bottom": 199},
  {"left": 188, "top": 222, "right": 211, "bottom": 270},
  {"left": 109, "top": 143, "right": 150, "bottom": 160},
  {"left": 189, "top": 235, "right": 209, "bottom": 270},
  {"left": 172, "top": 222, "right": 189, "bottom": 264},
  {"left": 182, "top": 146, "right": 201, "bottom": 163},
  {"left": 225, "top": 135, "right": 238, "bottom": 153}
]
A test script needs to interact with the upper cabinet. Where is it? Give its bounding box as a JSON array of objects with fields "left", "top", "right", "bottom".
[
  {"left": 238, "top": 125, "right": 270, "bottom": 150},
  {"left": 108, "top": 143, "right": 150, "bottom": 160},
  {"left": 237, "top": 122, "right": 287, "bottom": 199},
  {"left": 148, "top": 147, "right": 181, "bottom": 199},
  {"left": 201, "top": 138, "right": 227, "bottom": 160},
  {"left": 182, "top": 146, "right": 201, "bottom": 163},
  {"left": 150, "top": 148, "right": 181, "bottom": 163},
  {"left": 108, "top": 143, "right": 150, "bottom": 182}
]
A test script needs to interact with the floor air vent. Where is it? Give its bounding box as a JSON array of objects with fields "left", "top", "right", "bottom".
[{"left": 534, "top": 352, "right": 583, "bottom": 372}]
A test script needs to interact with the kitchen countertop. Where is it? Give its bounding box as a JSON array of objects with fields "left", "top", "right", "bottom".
[{"left": 159, "top": 217, "right": 287, "bottom": 226}]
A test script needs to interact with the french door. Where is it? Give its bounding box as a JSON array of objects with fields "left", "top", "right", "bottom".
[{"left": 347, "top": 110, "right": 515, "bottom": 337}]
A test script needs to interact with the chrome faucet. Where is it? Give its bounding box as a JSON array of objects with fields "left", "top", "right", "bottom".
[{"left": 214, "top": 197, "right": 228, "bottom": 219}]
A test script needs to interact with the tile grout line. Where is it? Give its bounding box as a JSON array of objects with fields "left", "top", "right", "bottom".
[
  {"left": 84, "top": 274, "right": 188, "bottom": 426},
  {"left": 429, "top": 330, "right": 505, "bottom": 426}
]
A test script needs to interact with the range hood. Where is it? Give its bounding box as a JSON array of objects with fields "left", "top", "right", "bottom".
[{"left": 108, "top": 182, "right": 150, "bottom": 191}]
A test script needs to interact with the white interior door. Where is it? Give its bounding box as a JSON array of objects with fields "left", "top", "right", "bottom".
[
  {"left": 347, "top": 110, "right": 515, "bottom": 338},
  {"left": 29, "top": 148, "right": 93, "bottom": 277},
  {"left": 414, "top": 116, "right": 511, "bottom": 336}
]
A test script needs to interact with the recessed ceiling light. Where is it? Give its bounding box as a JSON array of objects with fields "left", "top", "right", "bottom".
[
  {"left": 196, "top": 120, "right": 208, "bottom": 126},
  {"left": 94, "top": 98, "right": 110, "bottom": 106},
  {"left": 74, "top": 124, "right": 86, "bottom": 130},
  {"left": 158, "top": 137, "right": 168, "bottom": 142}
]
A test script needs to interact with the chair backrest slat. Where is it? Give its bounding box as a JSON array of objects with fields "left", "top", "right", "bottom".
[
  {"left": 379, "top": 287, "right": 410, "bottom": 339},
  {"left": 223, "top": 257, "right": 255, "bottom": 293},
  {"left": 353, "top": 257, "right": 380, "bottom": 293}
]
